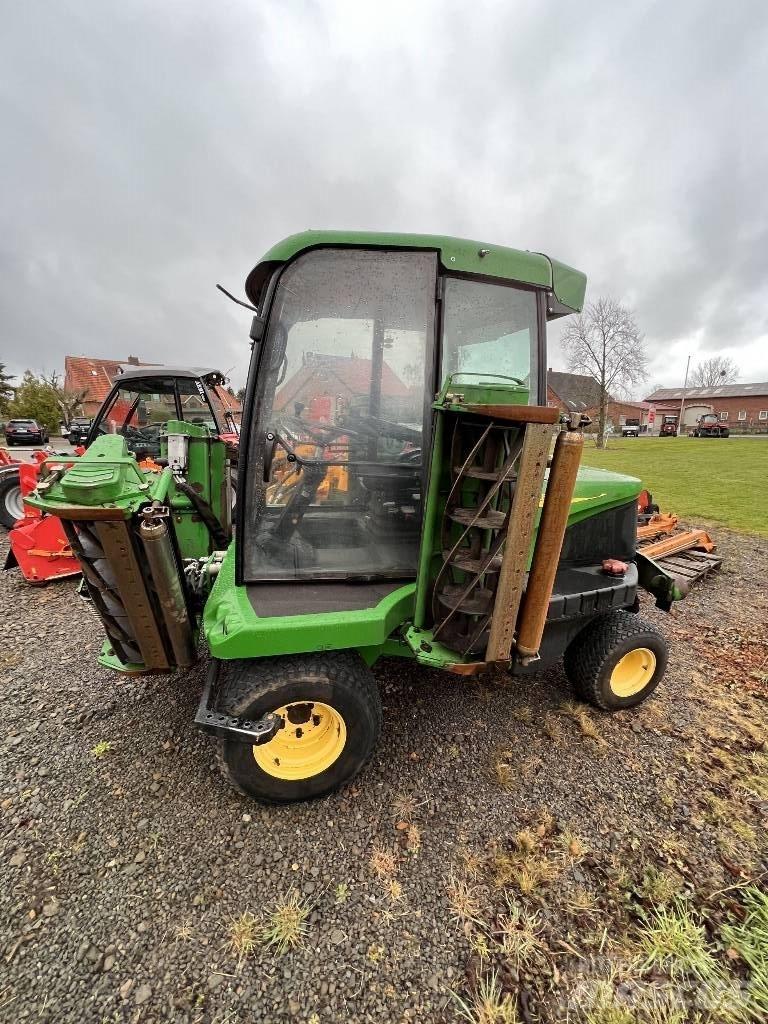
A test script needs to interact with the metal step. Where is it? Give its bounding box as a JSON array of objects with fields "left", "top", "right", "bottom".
[
  {"left": 443, "top": 548, "right": 503, "bottom": 573},
  {"left": 453, "top": 465, "right": 517, "bottom": 482},
  {"left": 449, "top": 507, "right": 507, "bottom": 529},
  {"left": 436, "top": 583, "right": 495, "bottom": 615}
]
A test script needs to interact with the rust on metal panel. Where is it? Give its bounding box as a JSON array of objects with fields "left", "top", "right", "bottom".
[
  {"left": 52, "top": 506, "right": 129, "bottom": 522},
  {"left": 515, "top": 428, "right": 584, "bottom": 660},
  {"left": 445, "top": 661, "right": 489, "bottom": 675},
  {"left": 461, "top": 405, "right": 560, "bottom": 424},
  {"left": 94, "top": 521, "right": 171, "bottom": 671},
  {"left": 485, "top": 422, "right": 553, "bottom": 663}
]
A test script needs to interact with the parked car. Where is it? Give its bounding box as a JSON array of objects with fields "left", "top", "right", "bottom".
[
  {"left": 4, "top": 418, "right": 49, "bottom": 446},
  {"left": 67, "top": 417, "right": 93, "bottom": 446},
  {"left": 621, "top": 418, "right": 640, "bottom": 437}
]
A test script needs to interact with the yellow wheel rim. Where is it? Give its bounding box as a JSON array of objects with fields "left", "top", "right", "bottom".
[
  {"left": 253, "top": 702, "right": 347, "bottom": 780},
  {"left": 610, "top": 648, "right": 656, "bottom": 697}
]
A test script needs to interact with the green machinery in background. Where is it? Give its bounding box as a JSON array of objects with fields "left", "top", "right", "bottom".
[{"left": 30, "top": 231, "right": 683, "bottom": 803}]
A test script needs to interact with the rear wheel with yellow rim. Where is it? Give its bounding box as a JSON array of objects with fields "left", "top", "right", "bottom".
[
  {"left": 564, "top": 611, "right": 668, "bottom": 710},
  {"left": 214, "top": 651, "right": 381, "bottom": 803}
]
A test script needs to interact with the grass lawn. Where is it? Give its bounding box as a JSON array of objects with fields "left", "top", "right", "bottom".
[{"left": 581, "top": 436, "right": 768, "bottom": 535}]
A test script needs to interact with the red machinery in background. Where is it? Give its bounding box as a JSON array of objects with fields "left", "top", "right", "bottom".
[
  {"left": 1, "top": 364, "right": 240, "bottom": 585},
  {"left": 1, "top": 448, "right": 81, "bottom": 583}
]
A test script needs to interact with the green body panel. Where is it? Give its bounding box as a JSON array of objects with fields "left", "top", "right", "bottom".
[
  {"left": 161, "top": 420, "right": 228, "bottom": 559},
  {"left": 566, "top": 465, "right": 641, "bottom": 524},
  {"left": 98, "top": 642, "right": 151, "bottom": 674},
  {"left": 438, "top": 375, "right": 530, "bottom": 410},
  {"left": 245, "top": 230, "right": 586, "bottom": 315},
  {"left": 204, "top": 545, "right": 417, "bottom": 661},
  {"left": 26, "top": 435, "right": 161, "bottom": 518},
  {"left": 414, "top": 412, "right": 444, "bottom": 629},
  {"left": 404, "top": 626, "right": 472, "bottom": 669}
]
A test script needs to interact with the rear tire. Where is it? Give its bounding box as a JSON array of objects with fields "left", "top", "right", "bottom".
[
  {"left": 0, "top": 471, "right": 23, "bottom": 529},
  {"left": 563, "top": 611, "right": 668, "bottom": 710},
  {"left": 214, "top": 651, "right": 382, "bottom": 803}
]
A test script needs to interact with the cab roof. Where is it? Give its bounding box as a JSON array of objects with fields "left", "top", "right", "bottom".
[
  {"left": 244, "top": 230, "right": 586, "bottom": 319},
  {"left": 114, "top": 365, "right": 223, "bottom": 382}
]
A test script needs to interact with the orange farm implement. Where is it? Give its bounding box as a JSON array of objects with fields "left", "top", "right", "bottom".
[
  {"left": 1, "top": 449, "right": 80, "bottom": 583},
  {"left": 636, "top": 490, "right": 721, "bottom": 591}
]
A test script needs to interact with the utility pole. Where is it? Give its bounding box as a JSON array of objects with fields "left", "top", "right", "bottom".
[{"left": 678, "top": 354, "right": 691, "bottom": 435}]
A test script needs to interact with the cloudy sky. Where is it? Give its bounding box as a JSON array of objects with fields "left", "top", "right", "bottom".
[{"left": 2, "top": 0, "right": 767, "bottom": 394}]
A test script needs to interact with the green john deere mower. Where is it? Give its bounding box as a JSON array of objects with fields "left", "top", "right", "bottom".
[{"left": 29, "top": 231, "right": 684, "bottom": 803}]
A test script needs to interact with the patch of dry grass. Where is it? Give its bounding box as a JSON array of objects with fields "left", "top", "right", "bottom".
[
  {"left": 497, "top": 895, "right": 546, "bottom": 970},
  {"left": 453, "top": 970, "right": 520, "bottom": 1024},
  {"left": 558, "top": 701, "right": 608, "bottom": 750},
  {"left": 491, "top": 849, "right": 560, "bottom": 894},
  {"left": 558, "top": 829, "right": 587, "bottom": 861},
  {"left": 261, "top": 891, "right": 311, "bottom": 954},
  {"left": 459, "top": 847, "right": 484, "bottom": 881},
  {"left": 566, "top": 886, "right": 599, "bottom": 917},
  {"left": 543, "top": 714, "right": 565, "bottom": 745},
  {"left": 493, "top": 751, "right": 516, "bottom": 791},
  {"left": 448, "top": 875, "right": 483, "bottom": 926},
  {"left": 406, "top": 823, "right": 421, "bottom": 854},
  {"left": 386, "top": 878, "right": 403, "bottom": 903},
  {"left": 639, "top": 865, "right": 683, "bottom": 905},
  {"left": 227, "top": 912, "right": 259, "bottom": 961},
  {"left": 369, "top": 845, "right": 398, "bottom": 878},
  {"left": 391, "top": 792, "right": 418, "bottom": 820}
]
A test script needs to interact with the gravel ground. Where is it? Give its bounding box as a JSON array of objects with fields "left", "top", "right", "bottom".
[{"left": 1, "top": 527, "right": 766, "bottom": 1023}]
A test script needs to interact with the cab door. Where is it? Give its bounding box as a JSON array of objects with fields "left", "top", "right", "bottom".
[{"left": 240, "top": 248, "right": 437, "bottom": 581}]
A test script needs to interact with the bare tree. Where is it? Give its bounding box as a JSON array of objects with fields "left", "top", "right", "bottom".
[
  {"left": 560, "top": 297, "right": 648, "bottom": 448},
  {"left": 689, "top": 356, "right": 738, "bottom": 389},
  {"left": 40, "top": 371, "right": 90, "bottom": 425}
]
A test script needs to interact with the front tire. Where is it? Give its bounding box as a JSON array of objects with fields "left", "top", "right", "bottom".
[
  {"left": 563, "top": 611, "right": 668, "bottom": 710},
  {"left": 0, "top": 471, "right": 23, "bottom": 529},
  {"left": 214, "top": 651, "right": 382, "bottom": 803}
]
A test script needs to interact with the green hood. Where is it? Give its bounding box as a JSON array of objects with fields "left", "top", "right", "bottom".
[{"left": 565, "top": 465, "right": 641, "bottom": 525}]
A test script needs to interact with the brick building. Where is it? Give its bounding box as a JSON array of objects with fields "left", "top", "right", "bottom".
[
  {"left": 591, "top": 399, "right": 655, "bottom": 432},
  {"left": 64, "top": 355, "right": 153, "bottom": 417},
  {"left": 547, "top": 370, "right": 655, "bottom": 432},
  {"left": 644, "top": 382, "right": 768, "bottom": 433}
]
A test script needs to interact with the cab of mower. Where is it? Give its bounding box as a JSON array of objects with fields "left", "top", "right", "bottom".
[
  {"left": 237, "top": 235, "right": 577, "bottom": 586},
  {"left": 85, "top": 366, "right": 239, "bottom": 460}
]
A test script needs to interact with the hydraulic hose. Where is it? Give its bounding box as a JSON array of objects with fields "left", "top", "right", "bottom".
[{"left": 173, "top": 477, "right": 229, "bottom": 549}]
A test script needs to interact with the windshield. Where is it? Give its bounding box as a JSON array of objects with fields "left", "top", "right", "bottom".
[
  {"left": 243, "top": 247, "right": 436, "bottom": 581},
  {"left": 440, "top": 278, "right": 539, "bottom": 400}
]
